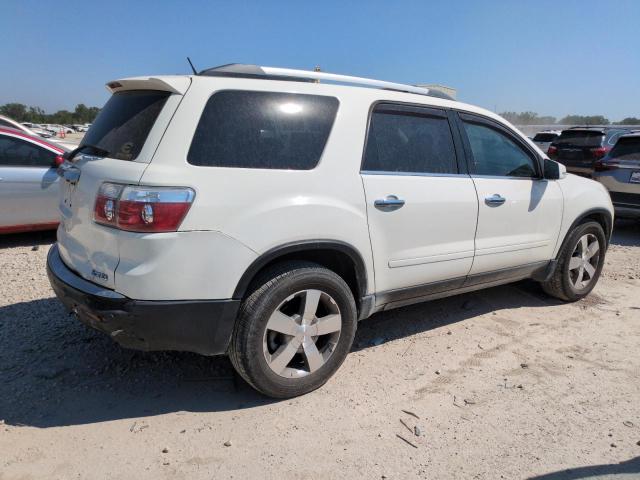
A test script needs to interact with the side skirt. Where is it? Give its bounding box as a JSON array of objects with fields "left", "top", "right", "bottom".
[{"left": 366, "top": 261, "right": 550, "bottom": 316}]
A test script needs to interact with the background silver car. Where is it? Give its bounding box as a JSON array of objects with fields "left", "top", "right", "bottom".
[
  {"left": 593, "top": 132, "right": 640, "bottom": 219},
  {"left": 0, "top": 127, "right": 67, "bottom": 233}
]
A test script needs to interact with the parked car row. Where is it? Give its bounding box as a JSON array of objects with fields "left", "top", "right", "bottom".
[
  {"left": 529, "top": 126, "right": 640, "bottom": 219},
  {"left": 24, "top": 122, "right": 90, "bottom": 135}
]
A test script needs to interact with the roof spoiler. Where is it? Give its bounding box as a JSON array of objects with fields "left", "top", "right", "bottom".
[{"left": 105, "top": 76, "right": 191, "bottom": 95}]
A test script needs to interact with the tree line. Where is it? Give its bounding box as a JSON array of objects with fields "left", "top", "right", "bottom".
[
  {"left": 499, "top": 111, "right": 640, "bottom": 126},
  {"left": 0, "top": 103, "right": 100, "bottom": 125}
]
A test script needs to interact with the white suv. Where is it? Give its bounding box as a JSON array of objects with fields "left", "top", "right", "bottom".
[{"left": 47, "top": 64, "right": 614, "bottom": 398}]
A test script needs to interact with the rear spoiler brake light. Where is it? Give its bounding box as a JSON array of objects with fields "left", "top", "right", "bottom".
[{"left": 105, "top": 77, "right": 191, "bottom": 95}]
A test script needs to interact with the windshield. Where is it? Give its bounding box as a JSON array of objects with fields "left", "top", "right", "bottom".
[
  {"left": 533, "top": 133, "right": 557, "bottom": 142},
  {"left": 610, "top": 137, "right": 640, "bottom": 161},
  {"left": 554, "top": 130, "right": 604, "bottom": 148},
  {"left": 81, "top": 90, "right": 170, "bottom": 160}
]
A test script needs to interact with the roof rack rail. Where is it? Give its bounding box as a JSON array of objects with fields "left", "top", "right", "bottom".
[{"left": 198, "top": 64, "right": 454, "bottom": 100}]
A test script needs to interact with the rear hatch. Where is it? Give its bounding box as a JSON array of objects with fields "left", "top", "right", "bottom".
[
  {"left": 550, "top": 130, "right": 605, "bottom": 170},
  {"left": 57, "top": 78, "right": 190, "bottom": 289}
]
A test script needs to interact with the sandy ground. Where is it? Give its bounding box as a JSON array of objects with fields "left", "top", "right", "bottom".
[{"left": 1, "top": 221, "right": 639, "bottom": 480}]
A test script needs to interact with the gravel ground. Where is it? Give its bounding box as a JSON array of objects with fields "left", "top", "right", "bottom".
[{"left": 1, "top": 222, "right": 639, "bottom": 479}]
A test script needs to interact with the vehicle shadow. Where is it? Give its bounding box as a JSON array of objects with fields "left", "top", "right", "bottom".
[
  {"left": 528, "top": 456, "right": 640, "bottom": 479},
  {"left": 352, "top": 279, "right": 561, "bottom": 351},
  {"left": 610, "top": 218, "right": 640, "bottom": 247},
  {"left": 0, "top": 280, "right": 559, "bottom": 429},
  {"left": 0, "top": 229, "right": 56, "bottom": 248}
]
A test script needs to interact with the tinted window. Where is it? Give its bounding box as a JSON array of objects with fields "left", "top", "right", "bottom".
[
  {"left": 462, "top": 121, "right": 537, "bottom": 177},
  {"left": 0, "top": 136, "right": 56, "bottom": 167},
  {"left": 82, "top": 90, "right": 170, "bottom": 161},
  {"left": 363, "top": 108, "right": 457, "bottom": 174},
  {"left": 0, "top": 119, "right": 16, "bottom": 128},
  {"left": 610, "top": 137, "right": 640, "bottom": 161},
  {"left": 554, "top": 130, "right": 604, "bottom": 147},
  {"left": 533, "top": 133, "right": 558, "bottom": 142},
  {"left": 188, "top": 91, "right": 339, "bottom": 170},
  {"left": 606, "top": 130, "right": 629, "bottom": 146}
]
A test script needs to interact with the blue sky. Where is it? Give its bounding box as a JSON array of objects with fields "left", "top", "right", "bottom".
[{"left": 2, "top": 0, "right": 639, "bottom": 120}]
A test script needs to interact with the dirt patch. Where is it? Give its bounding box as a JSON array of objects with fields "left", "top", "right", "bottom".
[{"left": 1, "top": 223, "right": 639, "bottom": 479}]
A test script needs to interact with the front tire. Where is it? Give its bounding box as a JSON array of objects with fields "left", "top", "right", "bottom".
[
  {"left": 229, "top": 261, "right": 357, "bottom": 398},
  {"left": 541, "top": 221, "right": 607, "bottom": 301}
]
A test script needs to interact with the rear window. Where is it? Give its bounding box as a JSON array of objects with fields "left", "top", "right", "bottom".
[
  {"left": 187, "top": 91, "right": 339, "bottom": 169},
  {"left": 363, "top": 106, "right": 458, "bottom": 174},
  {"left": 610, "top": 137, "right": 640, "bottom": 160},
  {"left": 532, "top": 133, "right": 557, "bottom": 142},
  {"left": 554, "top": 130, "right": 604, "bottom": 147},
  {"left": 81, "top": 90, "right": 170, "bottom": 161}
]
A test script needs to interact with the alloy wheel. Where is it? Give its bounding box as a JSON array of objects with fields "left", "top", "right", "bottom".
[
  {"left": 568, "top": 233, "right": 600, "bottom": 290},
  {"left": 263, "top": 289, "right": 342, "bottom": 378}
]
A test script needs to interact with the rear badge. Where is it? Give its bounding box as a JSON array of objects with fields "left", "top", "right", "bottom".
[{"left": 91, "top": 269, "right": 109, "bottom": 281}]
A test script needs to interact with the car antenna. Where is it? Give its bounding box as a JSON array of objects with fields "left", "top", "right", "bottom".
[{"left": 187, "top": 57, "right": 198, "bottom": 75}]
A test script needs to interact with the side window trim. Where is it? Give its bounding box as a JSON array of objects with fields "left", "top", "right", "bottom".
[
  {"left": 359, "top": 101, "right": 464, "bottom": 176},
  {"left": 454, "top": 111, "right": 543, "bottom": 179}
]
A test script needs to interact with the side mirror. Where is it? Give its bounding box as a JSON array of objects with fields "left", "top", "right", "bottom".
[{"left": 543, "top": 158, "right": 566, "bottom": 180}]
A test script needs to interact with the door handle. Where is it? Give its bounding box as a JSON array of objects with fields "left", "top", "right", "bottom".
[
  {"left": 485, "top": 194, "right": 506, "bottom": 206},
  {"left": 374, "top": 195, "right": 405, "bottom": 211}
]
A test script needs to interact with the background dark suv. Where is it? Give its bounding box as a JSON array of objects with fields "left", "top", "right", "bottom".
[{"left": 548, "top": 127, "right": 631, "bottom": 177}]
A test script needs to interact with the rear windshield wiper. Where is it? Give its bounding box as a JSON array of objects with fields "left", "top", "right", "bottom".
[{"left": 64, "top": 144, "right": 111, "bottom": 161}]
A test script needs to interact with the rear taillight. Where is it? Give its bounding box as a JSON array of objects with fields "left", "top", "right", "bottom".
[
  {"left": 547, "top": 145, "right": 558, "bottom": 157},
  {"left": 54, "top": 154, "right": 64, "bottom": 166},
  {"left": 94, "top": 183, "right": 124, "bottom": 226},
  {"left": 93, "top": 183, "right": 195, "bottom": 233},
  {"left": 590, "top": 146, "right": 610, "bottom": 159}
]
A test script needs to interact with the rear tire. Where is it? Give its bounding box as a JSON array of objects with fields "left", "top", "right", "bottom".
[
  {"left": 229, "top": 261, "right": 357, "bottom": 398},
  {"left": 541, "top": 221, "right": 606, "bottom": 301}
]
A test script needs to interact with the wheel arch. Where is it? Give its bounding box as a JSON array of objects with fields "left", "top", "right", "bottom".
[
  {"left": 557, "top": 207, "right": 613, "bottom": 258},
  {"left": 233, "top": 240, "right": 369, "bottom": 306}
]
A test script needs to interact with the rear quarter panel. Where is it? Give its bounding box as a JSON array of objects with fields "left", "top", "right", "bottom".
[{"left": 139, "top": 77, "right": 376, "bottom": 295}]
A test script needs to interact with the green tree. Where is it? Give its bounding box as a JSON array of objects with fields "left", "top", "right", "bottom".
[
  {"left": 499, "top": 111, "right": 556, "bottom": 125},
  {"left": 0, "top": 103, "right": 28, "bottom": 122},
  {"left": 615, "top": 117, "right": 640, "bottom": 125},
  {"left": 559, "top": 115, "right": 609, "bottom": 125},
  {"left": 27, "top": 106, "right": 46, "bottom": 123}
]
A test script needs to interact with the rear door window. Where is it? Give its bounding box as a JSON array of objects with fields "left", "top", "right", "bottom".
[
  {"left": 81, "top": 90, "right": 170, "bottom": 161},
  {"left": 362, "top": 105, "right": 458, "bottom": 174},
  {"left": 188, "top": 91, "right": 339, "bottom": 169},
  {"left": 0, "top": 136, "right": 56, "bottom": 167}
]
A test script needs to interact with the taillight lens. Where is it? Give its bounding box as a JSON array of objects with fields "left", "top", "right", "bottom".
[
  {"left": 94, "top": 183, "right": 124, "bottom": 226},
  {"left": 547, "top": 145, "right": 558, "bottom": 157},
  {"left": 590, "top": 147, "right": 610, "bottom": 159},
  {"left": 93, "top": 183, "right": 195, "bottom": 233}
]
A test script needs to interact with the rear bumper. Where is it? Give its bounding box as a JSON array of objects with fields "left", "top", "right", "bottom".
[{"left": 46, "top": 243, "right": 239, "bottom": 355}]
